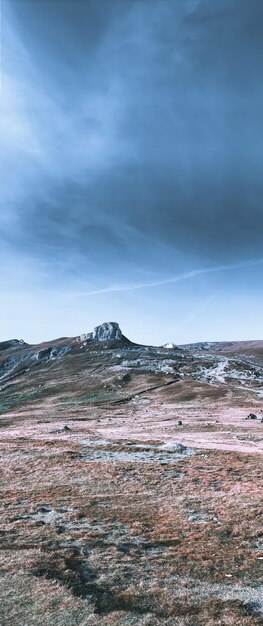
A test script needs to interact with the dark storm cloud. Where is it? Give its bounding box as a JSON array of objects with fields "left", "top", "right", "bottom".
[{"left": 2, "top": 0, "right": 263, "bottom": 273}]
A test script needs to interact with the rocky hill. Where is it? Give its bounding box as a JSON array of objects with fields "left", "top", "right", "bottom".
[
  {"left": 0, "top": 322, "right": 263, "bottom": 626},
  {"left": 0, "top": 322, "right": 262, "bottom": 423}
]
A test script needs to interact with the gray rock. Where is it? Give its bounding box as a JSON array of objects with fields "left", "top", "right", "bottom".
[
  {"left": 116, "top": 542, "right": 131, "bottom": 554},
  {"left": 159, "top": 442, "right": 186, "bottom": 453},
  {"left": 0, "top": 339, "right": 26, "bottom": 351},
  {"left": 77, "top": 332, "right": 93, "bottom": 342},
  {"left": 188, "top": 513, "right": 213, "bottom": 523},
  {"left": 39, "top": 505, "right": 52, "bottom": 513},
  {"left": 93, "top": 322, "right": 122, "bottom": 342}
]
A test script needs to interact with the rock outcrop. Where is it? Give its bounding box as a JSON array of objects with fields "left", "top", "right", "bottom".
[
  {"left": 77, "top": 333, "right": 93, "bottom": 343},
  {"left": 93, "top": 322, "right": 122, "bottom": 342},
  {"left": 0, "top": 339, "right": 26, "bottom": 352}
]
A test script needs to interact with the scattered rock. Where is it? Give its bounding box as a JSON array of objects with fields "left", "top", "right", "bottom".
[
  {"left": 39, "top": 505, "right": 52, "bottom": 513},
  {"left": 93, "top": 322, "right": 122, "bottom": 342},
  {"left": 188, "top": 512, "right": 214, "bottom": 523},
  {"left": 245, "top": 413, "right": 258, "bottom": 420},
  {"left": 56, "top": 525, "right": 66, "bottom": 534},
  {"left": 80, "top": 440, "right": 196, "bottom": 463},
  {"left": 116, "top": 542, "right": 131, "bottom": 554},
  {"left": 159, "top": 442, "right": 186, "bottom": 453}
]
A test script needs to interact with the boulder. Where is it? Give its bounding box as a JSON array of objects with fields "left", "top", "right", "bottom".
[
  {"left": 159, "top": 442, "right": 186, "bottom": 453},
  {"left": 93, "top": 322, "right": 122, "bottom": 342},
  {"left": 77, "top": 332, "right": 92, "bottom": 343},
  {"left": 245, "top": 413, "right": 257, "bottom": 420}
]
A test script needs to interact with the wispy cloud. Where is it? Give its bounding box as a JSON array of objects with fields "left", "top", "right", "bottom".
[
  {"left": 73, "top": 257, "right": 263, "bottom": 297},
  {"left": 2, "top": 0, "right": 263, "bottom": 268},
  {"left": 179, "top": 294, "right": 216, "bottom": 327},
  {"left": 1, "top": 0, "right": 263, "bottom": 343}
]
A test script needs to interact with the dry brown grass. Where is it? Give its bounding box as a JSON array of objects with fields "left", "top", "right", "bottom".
[
  {"left": 0, "top": 411, "right": 262, "bottom": 625},
  {"left": 0, "top": 337, "right": 262, "bottom": 623}
]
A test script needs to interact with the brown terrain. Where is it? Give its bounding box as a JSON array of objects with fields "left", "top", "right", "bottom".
[{"left": 0, "top": 323, "right": 262, "bottom": 625}]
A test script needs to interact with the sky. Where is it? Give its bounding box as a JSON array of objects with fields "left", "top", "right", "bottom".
[{"left": 0, "top": 0, "right": 263, "bottom": 345}]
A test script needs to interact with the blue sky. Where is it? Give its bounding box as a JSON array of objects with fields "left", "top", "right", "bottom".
[{"left": 1, "top": 0, "right": 263, "bottom": 344}]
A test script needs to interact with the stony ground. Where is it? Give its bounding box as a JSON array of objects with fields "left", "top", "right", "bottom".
[
  {"left": 0, "top": 335, "right": 262, "bottom": 624},
  {"left": 0, "top": 398, "right": 263, "bottom": 626}
]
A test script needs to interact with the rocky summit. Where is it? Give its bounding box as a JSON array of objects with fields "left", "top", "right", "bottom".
[{"left": 92, "top": 321, "right": 123, "bottom": 342}]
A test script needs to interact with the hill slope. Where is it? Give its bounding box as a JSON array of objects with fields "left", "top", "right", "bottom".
[{"left": 0, "top": 323, "right": 262, "bottom": 626}]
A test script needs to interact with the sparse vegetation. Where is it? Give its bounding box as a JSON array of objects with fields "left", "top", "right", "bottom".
[{"left": 0, "top": 336, "right": 262, "bottom": 624}]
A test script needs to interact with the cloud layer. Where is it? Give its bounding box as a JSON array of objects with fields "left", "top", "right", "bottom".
[{"left": 1, "top": 0, "right": 262, "bottom": 342}]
